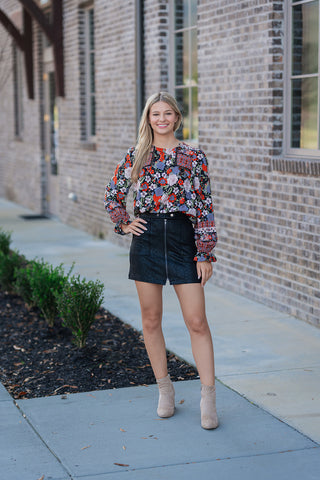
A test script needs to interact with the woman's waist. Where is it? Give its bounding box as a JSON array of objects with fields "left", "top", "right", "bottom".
[{"left": 137, "top": 211, "right": 188, "bottom": 220}]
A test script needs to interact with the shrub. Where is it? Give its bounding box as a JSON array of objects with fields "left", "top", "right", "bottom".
[
  {"left": 0, "top": 250, "right": 25, "bottom": 292},
  {"left": 13, "top": 261, "right": 37, "bottom": 307},
  {"left": 27, "top": 260, "right": 71, "bottom": 327},
  {"left": 56, "top": 275, "right": 104, "bottom": 348},
  {"left": 0, "top": 229, "right": 12, "bottom": 256}
]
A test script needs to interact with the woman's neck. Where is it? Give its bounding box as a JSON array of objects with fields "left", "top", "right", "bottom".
[{"left": 152, "top": 133, "right": 180, "bottom": 150}]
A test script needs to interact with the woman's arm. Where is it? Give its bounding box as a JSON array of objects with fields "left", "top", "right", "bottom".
[{"left": 104, "top": 149, "right": 134, "bottom": 234}]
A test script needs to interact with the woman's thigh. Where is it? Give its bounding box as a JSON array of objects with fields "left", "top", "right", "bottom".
[
  {"left": 135, "top": 281, "right": 163, "bottom": 323},
  {"left": 174, "top": 283, "right": 208, "bottom": 331}
]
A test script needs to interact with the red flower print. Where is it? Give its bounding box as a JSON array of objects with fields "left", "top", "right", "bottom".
[
  {"left": 180, "top": 198, "right": 185, "bottom": 204},
  {"left": 141, "top": 182, "right": 149, "bottom": 191},
  {"left": 159, "top": 178, "right": 167, "bottom": 186},
  {"left": 117, "top": 192, "right": 125, "bottom": 201},
  {"left": 168, "top": 193, "right": 176, "bottom": 202}
]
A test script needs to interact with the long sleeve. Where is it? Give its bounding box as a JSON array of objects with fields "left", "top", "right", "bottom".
[
  {"left": 193, "top": 152, "right": 217, "bottom": 262},
  {"left": 104, "top": 148, "right": 134, "bottom": 234}
]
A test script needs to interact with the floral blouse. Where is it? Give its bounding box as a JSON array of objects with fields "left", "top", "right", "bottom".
[{"left": 104, "top": 143, "right": 217, "bottom": 262}]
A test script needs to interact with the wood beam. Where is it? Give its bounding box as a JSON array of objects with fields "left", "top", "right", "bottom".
[
  {"left": 0, "top": 9, "right": 24, "bottom": 50},
  {"left": 18, "top": 0, "right": 54, "bottom": 43},
  {"left": 0, "top": 8, "right": 34, "bottom": 99},
  {"left": 18, "top": 0, "right": 64, "bottom": 97}
]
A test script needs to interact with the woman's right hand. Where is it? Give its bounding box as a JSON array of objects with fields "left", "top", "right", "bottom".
[{"left": 121, "top": 218, "right": 148, "bottom": 235}]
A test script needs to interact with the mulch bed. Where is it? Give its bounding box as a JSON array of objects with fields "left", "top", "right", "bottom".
[{"left": 0, "top": 290, "right": 198, "bottom": 400}]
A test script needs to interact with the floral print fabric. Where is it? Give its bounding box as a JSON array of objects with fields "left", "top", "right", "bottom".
[{"left": 104, "top": 143, "right": 217, "bottom": 262}]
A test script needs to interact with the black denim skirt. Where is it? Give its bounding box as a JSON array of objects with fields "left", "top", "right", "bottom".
[{"left": 129, "top": 212, "right": 201, "bottom": 285}]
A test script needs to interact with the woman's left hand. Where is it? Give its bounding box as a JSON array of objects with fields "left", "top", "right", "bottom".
[{"left": 196, "top": 261, "right": 213, "bottom": 287}]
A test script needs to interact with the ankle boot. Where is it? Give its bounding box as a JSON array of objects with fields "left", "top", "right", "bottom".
[
  {"left": 156, "top": 374, "right": 175, "bottom": 418},
  {"left": 200, "top": 384, "right": 219, "bottom": 429}
]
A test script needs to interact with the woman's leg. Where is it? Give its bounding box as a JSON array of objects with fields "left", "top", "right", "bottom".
[
  {"left": 174, "top": 283, "right": 215, "bottom": 385},
  {"left": 174, "top": 283, "right": 218, "bottom": 428},
  {"left": 135, "top": 281, "right": 175, "bottom": 417},
  {"left": 135, "top": 281, "right": 167, "bottom": 379}
]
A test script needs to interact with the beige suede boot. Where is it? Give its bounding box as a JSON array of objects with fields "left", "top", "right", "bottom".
[
  {"left": 200, "top": 384, "right": 219, "bottom": 429},
  {"left": 156, "top": 375, "right": 175, "bottom": 418}
]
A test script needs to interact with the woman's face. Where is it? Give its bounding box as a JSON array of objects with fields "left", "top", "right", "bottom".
[{"left": 148, "top": 101, "right": 178, "bottom": 136}]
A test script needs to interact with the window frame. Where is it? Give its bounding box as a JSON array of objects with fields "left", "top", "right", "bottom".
[
  {"left": 285, "top": 0, "right": 320, "bottom": 158},
  {"left": 79, "top": 3, "right": 96, "bottom": 144},
  {"left": 169, "top": 0, "right": 198, "bottom": 145},
  {"left": 13, "top": 43, "right": 24, "bottom": 139}
]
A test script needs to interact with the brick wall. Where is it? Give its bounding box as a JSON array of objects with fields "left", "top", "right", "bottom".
[
  {"left": 0, "top": 1, "right": 42, "bottom": 212},
  {"left": 198, "top": 0, "right": 320, "bottom": 326},
  {"left": 0, "top": 0, "right": 319, "bottom": 326}
]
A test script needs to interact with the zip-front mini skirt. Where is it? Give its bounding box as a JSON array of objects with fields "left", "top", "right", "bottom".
[{"left": 129, "top": 212, "right": 201, "bottom": 285}]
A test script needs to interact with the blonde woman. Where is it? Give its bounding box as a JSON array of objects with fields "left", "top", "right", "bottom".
[{"left": 105, "top": 92, "right": 218, "bottom": 429}]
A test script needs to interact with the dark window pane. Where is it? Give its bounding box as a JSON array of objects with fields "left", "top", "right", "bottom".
[
  {"left": 90, "top": 52, "right": 95, "bottom": 93},
  {"left": 175, "top": 30, "right": 189, "bottom": 86},
  {"left": 291, "top": 77, "right": 318, "bottom": 149},
  {"left": 175, "top": 0, "right": 188, "bottom": 30},
  {"left": 91, "top": 95, "right": 96, "bottom": 136},
  {"left": 89, "top": 8, "right": 95, "bottom": 50},
  {"left": 292, "top": 1, "right": 319, "bottom": 75}
]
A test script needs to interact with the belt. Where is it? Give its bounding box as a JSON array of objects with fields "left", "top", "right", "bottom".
[{"left": 138, "top": 212, "right": 186, "bottom": 219}]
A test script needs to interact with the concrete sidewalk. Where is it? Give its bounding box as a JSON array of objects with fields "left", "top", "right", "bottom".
[{"left": 1, "top": 198, "right": 320, "bottom": 479}]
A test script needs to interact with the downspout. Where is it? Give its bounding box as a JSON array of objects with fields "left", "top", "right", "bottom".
[{"left": 135, "top": 0, "right": 145, "bottom": 133}]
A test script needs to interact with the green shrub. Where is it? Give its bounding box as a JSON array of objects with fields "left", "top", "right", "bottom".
[
  {"left": 27, "top": 260, "right": 71, "bottom": 327},
  {"left": 56, "top": 275, "right": 104, "bottom": 348},
  {"left": 0, "top": 250, "right": 25, "bottom": 292},
  {"left": 0, "top": 229, "right": 11, "bottom": 256},
  {"left": 13, "top": 261, "right": 37, "bottom": 307}
]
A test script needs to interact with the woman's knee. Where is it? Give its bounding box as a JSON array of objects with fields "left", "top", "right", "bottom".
[
  {"left": 186, "top": 316, "right": 210, "bottom": 336},
  {"left": 142, "top": 309, "right": 162, "bottom": 333}
]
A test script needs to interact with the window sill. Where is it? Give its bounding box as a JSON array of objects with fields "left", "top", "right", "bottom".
[{"left": 271, "top": 157, "right": 320, "bottom": 176}]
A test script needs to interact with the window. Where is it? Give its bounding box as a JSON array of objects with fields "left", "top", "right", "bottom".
[
  {"left": 171, "top": 0, "right": 198, "bottom": 143},
  {"left": 79, "top": 5, "right": 96, "bottom": 142},
  {"left": 13, "top": 44, "right": 23, "bottom": 138},
  {"left": 288, "top": 0, "right": 320, "bottom": 153}
]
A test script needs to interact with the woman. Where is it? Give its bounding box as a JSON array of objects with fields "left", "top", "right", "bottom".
[{"left": 104, "top": 92, "right": 218, "bottom": 429}]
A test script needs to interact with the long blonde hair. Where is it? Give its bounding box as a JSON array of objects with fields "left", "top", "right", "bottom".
[{"left": 131, "top": 92, "right": 182, "bottom": 182}]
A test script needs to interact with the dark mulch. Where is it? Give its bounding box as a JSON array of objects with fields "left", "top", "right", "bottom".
[{"left": 0, "top": 290, "right": 198, "bottom": 400}]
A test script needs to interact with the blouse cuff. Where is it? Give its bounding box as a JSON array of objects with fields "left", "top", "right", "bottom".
[
  {"left": 194, "top": 252, "right": 217, "bottom": 263},
  {"left": 114, "top": 220, "right": 131, "bottom": 235}
]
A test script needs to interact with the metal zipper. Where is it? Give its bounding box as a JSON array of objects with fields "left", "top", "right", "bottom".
[{"left": 164, "top": 218, "right": 169, "bottom": 279}]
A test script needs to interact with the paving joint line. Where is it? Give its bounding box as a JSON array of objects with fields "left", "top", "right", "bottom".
[
  {"left": 218, "top": 364, "right": 320, "bottom": 377},
  {"left": 13, "top": 399, "right": 73, "bottom": 479},
  {"left": 69, "top": 445, "right": 320, "bottom": 478}
]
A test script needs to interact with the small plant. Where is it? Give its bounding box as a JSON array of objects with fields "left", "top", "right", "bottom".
[
  {"left": 27, "top": 260, "right": 71, "bottom": 327},
  {"left": 56, "top": 275, "right": 104, "bottom": 348},
  {"left": 13, "top": 260, "right": 37, "bottom": 307},
  {"left": 0, "top": 229, "right": 12, "bottom": 255},
  {"left": 0, "top": 250, "right": 25, "bottom": 292}
]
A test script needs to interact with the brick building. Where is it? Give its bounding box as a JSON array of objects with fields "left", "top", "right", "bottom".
[{"left": 0, "top": 0, "right": 319, "bottom": 326}]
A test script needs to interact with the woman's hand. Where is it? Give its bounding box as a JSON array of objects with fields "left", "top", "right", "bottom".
[
  {"left": 121, "top": 218, "right": 147, "bottom": 235},
  {"left": 196, "top": 261, "right": 213, "bottom": 287}
]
